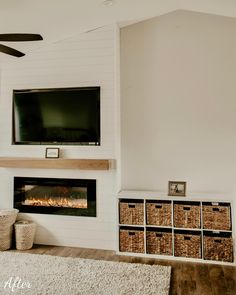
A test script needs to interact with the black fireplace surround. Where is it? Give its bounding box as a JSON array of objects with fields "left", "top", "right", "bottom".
[{"left": 14, "top": 177, "right": 96, "bottom": 217}]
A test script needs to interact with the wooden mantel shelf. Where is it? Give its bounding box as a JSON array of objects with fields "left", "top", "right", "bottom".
[{"left": 0, "top": 157, "right": 114, "bottom": 170}]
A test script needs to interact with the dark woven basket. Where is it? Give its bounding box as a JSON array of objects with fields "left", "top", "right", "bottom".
[
  {"left": 174, "top": 201, "right": 201, "bottom": 229},
  {"left": 119, "top": 199, "right": 144, "bottom": 225},
  {"left": 174, "top": 230, "right": 202, "bottom": 259},
  {"left": 119, "top": 226, "right": 144, "bottom": 253},
  {"left": 203, "top": 231, "right": 233, "bottom": 262},
  {"left": 202, "top": 202, "right": 231, "bottom": 231},
  {"left": 146, "top": 200, "right": 172, "bottom": 226},
  {"left": 146, "top": 228, "right": 172, "bottom": 255}
]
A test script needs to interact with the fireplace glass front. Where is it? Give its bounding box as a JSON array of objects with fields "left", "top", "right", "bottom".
[{"left": 14, "top": 177, "right": 96, "bottom": 217}]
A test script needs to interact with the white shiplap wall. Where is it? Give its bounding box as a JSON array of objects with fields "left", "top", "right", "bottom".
[{"left": 0, "top": 25, "right": 119, "bottom": 250}]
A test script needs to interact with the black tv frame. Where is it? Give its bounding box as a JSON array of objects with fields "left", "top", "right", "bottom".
[{"left": 12, "top": 86, "right": 101, "bottom": 146}]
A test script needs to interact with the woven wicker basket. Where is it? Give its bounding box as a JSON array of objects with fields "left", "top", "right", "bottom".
[
  {"left": 119, "top": 226, "right": 144, "bottom": 253},
  {"left": 0, "top": 209, "right": 19, "bottom": 251},
  {"left": 202, "top": 202, "right": 231, "bottom": 231},
  {"left": 174, "top": 230, "right": 202, "bottom": 259},
  {"left": 146, "top": 228, "right": 172, "bottom": 255},
  {"left": 203, "top": 231, "right": 233, "bottom": 262},
  {"left": 174, "top": 201, "right": 201, "bottom": 229},
  {"left": 146, "top": 200, "right": 172, "bottom": 226},
  {"left": 14, "top": 220, "right": 36, "bottom": 250},
  {"left": 119, "top": 199, "right": 144, "bottom": 225}
]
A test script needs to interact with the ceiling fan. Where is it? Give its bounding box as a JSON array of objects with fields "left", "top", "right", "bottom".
[{"left": 0, "top": 33, "right": 43, "bottom": 57}]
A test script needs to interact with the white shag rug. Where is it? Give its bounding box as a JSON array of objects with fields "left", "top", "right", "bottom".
[{"left": 0, "top": 252, "right": 171, "bottom": 295}]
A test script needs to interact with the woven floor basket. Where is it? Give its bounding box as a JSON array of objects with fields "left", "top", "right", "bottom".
[
  {"left": 14, "top": 220, "right": 36, "bottom": 250},
  {"left": 0, "top": 209, "right": 19, "bottom": 251}
]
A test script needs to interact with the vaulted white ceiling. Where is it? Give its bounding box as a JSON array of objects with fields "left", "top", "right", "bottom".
[{"left": 0, "top": 0, "right": 236, "bottom": 61}]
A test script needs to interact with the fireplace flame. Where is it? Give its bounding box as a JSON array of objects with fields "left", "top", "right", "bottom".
[{"left": 23, "top": 196, "right": 87, "bottom": 208}]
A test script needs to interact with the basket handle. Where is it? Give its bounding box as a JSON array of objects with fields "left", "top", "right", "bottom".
[
  {"left": 155, "top": 205, "right": 162, "bottom": 209},
  {"left": 214, "top": 239, "right": 222, "bottom": 243},
  {"left": 183, "top": 207, "right": 191, "bottom": 211},
  {"left": 128, "top": 204, "right": 136, "bottom": 208},
  {"left": 128, "top": 232, "right": 135, "bottom": 236},
  {"left": 213, "top": 208, "right": 220, "bottom": 212},
  {"left": 184, "top": 236, "right": 191, "bottom": 240}
]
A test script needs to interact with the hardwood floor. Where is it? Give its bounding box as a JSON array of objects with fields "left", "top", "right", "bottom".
[{"left": 9, "top": 245, "right": 236, "bottom": 295}]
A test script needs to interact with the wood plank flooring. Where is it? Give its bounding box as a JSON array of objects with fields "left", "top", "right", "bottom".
[{"left": 8, "top": 245, "right": 236, "bottom": 295}]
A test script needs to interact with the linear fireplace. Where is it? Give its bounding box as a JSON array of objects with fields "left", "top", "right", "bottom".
[{"left": 14, "top": 177, "right": 96, "bottom": 217}]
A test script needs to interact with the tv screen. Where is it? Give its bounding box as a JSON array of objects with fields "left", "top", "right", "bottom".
[{"left": 12, "top": 87, "right": 100, "bottom": 145}]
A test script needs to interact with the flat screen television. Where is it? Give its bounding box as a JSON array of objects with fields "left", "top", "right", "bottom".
[{"left": 12, "top": 86, "right": 100, "bottom": 145}]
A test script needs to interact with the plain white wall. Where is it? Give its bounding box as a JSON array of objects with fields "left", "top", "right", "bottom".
[
  {"left": 121, "top": 11, "right": 236, "bottom": 251},
  {"left": 0, "top": 25, "right": 119, "bottom": 250},
  {"left": 120, "top": 10, "right": 236, "bottom": 197}
]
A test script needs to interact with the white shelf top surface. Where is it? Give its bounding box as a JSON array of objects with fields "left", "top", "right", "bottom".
[{"left": 117, "top": 190, "right": 233, "bottom": 202}]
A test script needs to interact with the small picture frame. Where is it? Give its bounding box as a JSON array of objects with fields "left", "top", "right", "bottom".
[
  {"left": 45, "top": 148, "right": 60, "bottom": 158},
  {"left": 168, "top": 181, "right": 186, "bottom": 196}
]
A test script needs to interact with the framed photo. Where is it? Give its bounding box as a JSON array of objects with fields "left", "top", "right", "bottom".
[
  {"left": 45, "top": 148, "right": 60, "bottom": 158},
  {"left": 168, "top": 181, "right": 186, "bottom": 196}
]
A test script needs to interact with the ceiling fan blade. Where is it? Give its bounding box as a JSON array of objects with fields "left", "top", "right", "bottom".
[
  {"left": 0, "top": 44, "right": 25, "bottom": 57},
  {"left": 0, "top": 34, "right": 43, "bottom": 42}
]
